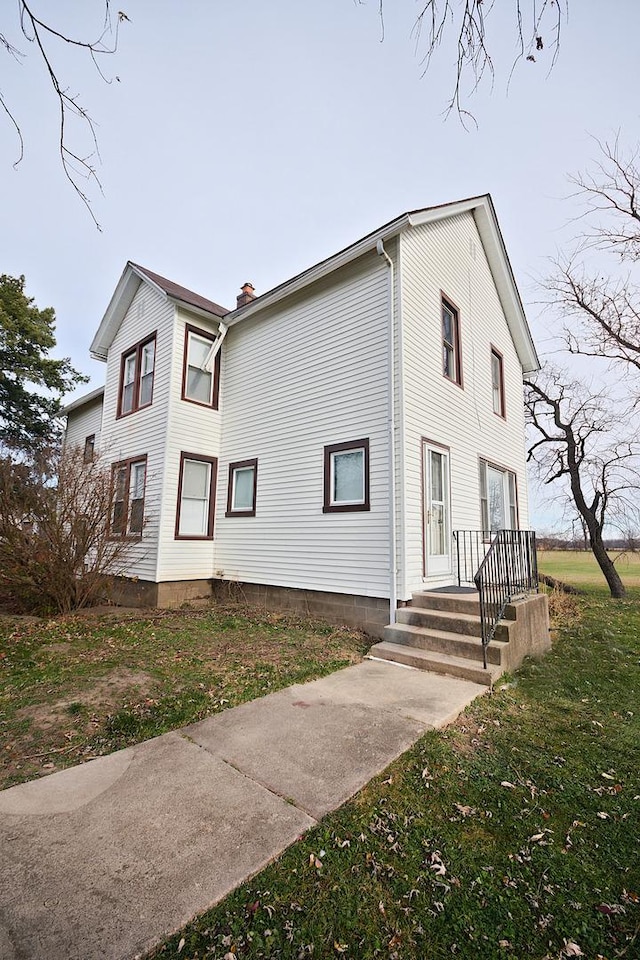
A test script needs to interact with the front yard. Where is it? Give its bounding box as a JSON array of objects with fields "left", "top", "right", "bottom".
[
  {"left": 151, "top": 588, "right": 640, "bottom": 960},
  {"left": 0, "top": 606, "right": 367, "bottom": 790}
]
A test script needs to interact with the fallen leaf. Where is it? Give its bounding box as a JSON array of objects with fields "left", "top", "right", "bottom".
[
  {"left": 334, "top": 942, "right": 348, "bottom": 954},
  {"left": 177, "top": 939, "right": 185, "bottom": 954},
  {"left": 562, "top": 940, "right": 584, "bottom": 957},
  {"left": 596, "top": 811, "right": 610, "bottom": 820},
  {"left": 501, "top": 781, "right": 516, "bottom": 789}
]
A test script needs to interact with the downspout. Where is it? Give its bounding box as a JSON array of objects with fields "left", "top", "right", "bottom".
[
  {"left": 376, "top": 240, "right": 398, "bottom": 625},
  {"left": 204, "top": 321, "right": 229, "bottom": 368}
]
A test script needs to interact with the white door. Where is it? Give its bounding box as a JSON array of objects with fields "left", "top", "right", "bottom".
[{"left": 424, "top": 444, "right": 451, "bottom": 578}]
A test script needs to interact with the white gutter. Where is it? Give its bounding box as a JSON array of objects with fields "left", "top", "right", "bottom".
[{"left": 376, "top": 239, "right": 398, "bottom": 626}]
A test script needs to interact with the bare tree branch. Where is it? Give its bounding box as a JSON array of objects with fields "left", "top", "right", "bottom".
[{"left": 2, "top": 2, "right": 129, "bottom": 229}]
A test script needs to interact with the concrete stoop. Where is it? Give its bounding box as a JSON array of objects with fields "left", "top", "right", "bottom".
[{"left": 368, "top": 589, "right": 550, "bottom": 687}]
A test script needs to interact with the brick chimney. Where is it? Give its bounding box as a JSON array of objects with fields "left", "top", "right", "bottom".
[{"left": 236, "top": 282, "right": 256, "bottom": 308}]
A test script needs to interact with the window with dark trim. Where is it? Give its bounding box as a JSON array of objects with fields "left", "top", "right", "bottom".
[
  {"left": 175, "top": 453, "right": 217, "bottom": 539},
  {"left": 117, "top": 334, "right": 156, "bottom": 418},
  {"left": 323, "top": 439, "right": 370, "bottom": 513},
  {"left": 83, "top": 434, "right": 95, "bottom": 463},
  {"left": 479, "top": 458, "right": 518, "bottom": 532},
  {"left": 182, "top": 324, "right": 221, "bottom": 409},
  {"left": 226, "top": 459, "right": 258, "bottom": 517},
  {"left": 110, "top": 456, "right": 147, "bottom": 537},
  {"left": 491, "top": 347, "right": 506, "bottom": 418},
  {"left": 442, "top": 297, "right": 462, "bottom": 386}
]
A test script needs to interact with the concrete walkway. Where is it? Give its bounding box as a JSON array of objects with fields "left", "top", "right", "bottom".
[{"left": 0, "top": 659, "right": 486, "bottom": 960}]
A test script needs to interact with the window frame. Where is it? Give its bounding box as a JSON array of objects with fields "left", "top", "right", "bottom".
[
  {"left": 181, "top": 323, "right": 221, "bottom": 409},
  {"left": 225, "top": 458, "right": 258, "bottom": 517},
  {"left": 175, "top": 452, "right": 217, "bottom": 540},
  {"left": 491, "top": 345, "right": 506, "bottom": 419},
  {"left": 323, "top": 438, "right": 370, "bottom": 513},
  {"left": 83, "top": 434, "right": 95, "bottom": 463},
  {"left": 479, "top": 458, "right": 518, "bottom": 534},
  {"left": 110, "top": 455, "right": 148, "bottom": 539},
  {"left": 116, "top": 332, "right": 157, "bottom": 419},
  {"left": 441, "top": 294, "right": 463, "bottom": 388}
]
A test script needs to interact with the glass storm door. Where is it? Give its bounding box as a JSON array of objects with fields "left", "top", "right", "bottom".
[{"left": 424, "top": 444, "right": 451, "bottom": 577}]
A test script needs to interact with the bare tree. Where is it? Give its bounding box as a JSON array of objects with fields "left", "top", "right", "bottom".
[
  {"left": 546, "top": 139, "right": 640, "bottom": 385},
  {"left": 525, "top": 368, "right": 638, "bottom": 598},
  {"left": 1, "top": 2, "right": 129, "bottom": 229}
]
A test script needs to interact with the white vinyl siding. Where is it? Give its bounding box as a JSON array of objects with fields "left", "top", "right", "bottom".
[
  {"left": 100, "top": 283, "right": 174, "bottom": 581},
  {"left": 155, "top": 309, "right": 223, "bottom": 581},
  {"left": 215, "top": 254, "right": 391, "bottom": 598},
  {"left": 64, "top": 397, "right": 104, "bottom": 454},
  {"left": 400, "top": 213, "right": 530, "bottom": 596}
]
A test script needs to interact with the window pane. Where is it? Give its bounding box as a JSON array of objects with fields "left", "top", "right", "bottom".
[
  {"left": 129, "top": 497, "right": 144, "bottom": 534},
  {"left": 487, "top": 466, "right": 505, "bottom": 531},
  {"left": 508, "top": 472, "right": 517, "bottom": 528},
  {"left": 233, "top": 467, "right": 255, "bottom": 510},
  {"left": 189, "top": 334, "right": 211, "bottom": 368},
  {"left": 430, "top": 503, "right": 446, "bottom": 555},
  {"left": 130, "top": 462, "right": 146, "bottom": 500},
  {"left": 123, "top": 353, "right": 136, "bottom": 385},
  {"left": 187, "top": 366, "right": 212, "bottom": 403},
  {"left": 179, "top": 498, "right": 208, "bottom": 536},
  {"left": 122, "top": 380, "right": 135, "bottom": 414},
  {"left": 442, "top": 306, "right": 453, "bottom": 345},
  {"left": 142, "top": 340, "right": 155, "bottom": 375},
  {"left": 333, "top": 449, "right": 364, "bottom": 503},
  {"left": 430, "top": 451, "right": 443, "bottom": 502},
  {"left": 183, "top": 460, "right": 210, "bottom": 499}
]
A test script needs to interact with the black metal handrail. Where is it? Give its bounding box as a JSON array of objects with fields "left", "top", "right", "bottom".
[{"left": 454, "top": 529, "right": 538, "bottom": 669}]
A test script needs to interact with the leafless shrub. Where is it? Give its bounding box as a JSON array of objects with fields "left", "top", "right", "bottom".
[{"left": 0, "top": 446, "right": 139, "bottom": 614}]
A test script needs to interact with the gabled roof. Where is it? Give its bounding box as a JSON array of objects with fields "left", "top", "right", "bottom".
[
  {"left": 129, "top": 264, "right": 229, "bottom": 319},
  {"left": 226, "top": 194, "right": 540, "bottom": 374},
  {"left": 90, "top": 262, "right": 229, "bottom": 360}
]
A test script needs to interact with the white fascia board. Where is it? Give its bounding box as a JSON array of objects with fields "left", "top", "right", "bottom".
[
  {"left": 224, "top": 214, "right": 411, "bottom": 326},
  {"left": 173, "top": 302, "right": 227, "bottom": 328},
  {"left": 89, "top": 265, "right": 144, "bottom": 360}
]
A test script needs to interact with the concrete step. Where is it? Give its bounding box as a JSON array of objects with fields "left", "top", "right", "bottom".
[
  {"left": 384, "top": 622, "right": 504, "bottom": 665},
  {"left": 411, "top": 590, "right": 481, "bottom": 615},
  {"left": 368, "top": 641, "right": 501, "bottom": 686},
  {"left": 397, "top": 606, "right": 511, "bottom": 642}
]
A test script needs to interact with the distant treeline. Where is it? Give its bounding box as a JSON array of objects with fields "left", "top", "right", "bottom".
[{"left": 538, "top": 537, "right": 639, "bottom": 552}]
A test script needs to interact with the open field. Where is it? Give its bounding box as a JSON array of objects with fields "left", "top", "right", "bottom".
[
  {"left": 538, "top": 549, "right": 640, "bottom": 590},
  {"left": 152, "top": 592, "right": 640, "bottom": 960},
  {"left": 0, "top": 606, "right": 367, "bottom": 790}
]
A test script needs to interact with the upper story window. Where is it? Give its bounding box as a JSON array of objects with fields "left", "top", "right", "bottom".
[
  {"left": 491, "top": 347, "right": 506, "bottom": 418},
  {"left": 182, "top": 324, "right": 221, "bottom": 409},
  {"left": 111, "top": 456, "right": 147, "bottom": 537},
  {"left": 323, "top": 439, "right": 370, "bottom": 513},
  {"left": 226, "top": 459, "right": 258, "bottom": 517},
  {"left": 442, "top": 297, "right": 462, "bottom": 386},
  {"left": 118, "top": 334, "right": 156, "bottom": 418},
  {"left": 83, "top": 434, "right": 95, "bottom": 463}
]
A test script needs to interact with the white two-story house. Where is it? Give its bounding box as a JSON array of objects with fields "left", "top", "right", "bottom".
[{"left": 64, "top": 194, "right": 540, "bottom": 641}]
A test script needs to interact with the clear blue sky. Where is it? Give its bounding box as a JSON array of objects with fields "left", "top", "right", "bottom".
[{"left": 1, "top": 0, "right": 638, "bottom": 531}]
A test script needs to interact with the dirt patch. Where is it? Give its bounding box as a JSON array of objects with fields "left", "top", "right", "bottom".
[{"left": 16, "top": 669, "right": 154, "bottom": 731}]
